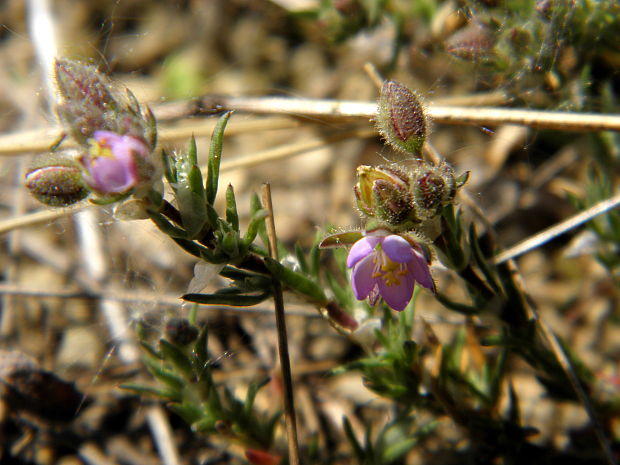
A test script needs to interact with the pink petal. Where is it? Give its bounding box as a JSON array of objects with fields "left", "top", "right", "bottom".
[
  {"left": 377, "top": 268, "right": 414, "bottom": 311},
  {"left": 408, "top": 249, "right": 435, "bottom": 291},
  {"left": 350, "top": 254, "right": 377, "bottom": 300},
  {"left": 91, "top": 157, "right": 137, "bottom": 193},
  {"left": 382, "top": 235, "right": 415, "bottom": 263},
  {"left": 347, "top": 236, "right": 380, "bottom": 268}
]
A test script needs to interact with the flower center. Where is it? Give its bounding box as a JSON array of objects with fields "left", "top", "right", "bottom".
[
  {"left": 88, "top": 138, "right": 114, "bottom": 159},
  {"left": 372, "top": 249, "right": 408, "bottom": 287}
]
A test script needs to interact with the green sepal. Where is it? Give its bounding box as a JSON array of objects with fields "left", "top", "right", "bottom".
[
  {"left": 263, "top": 257, "right": 327, "bottom": 304},
  {"left": 89, "top": 192, "right": 130, "bottom": 205},
  {"left": 319, "top": 231, "right": 363, "bottom": 248},
  {"left": 120, "top": 383, "right": 181, "bottom": 402},
  {"left": 206, "top": 112, "right": 233, "bottom": 205},
  {"left": 225, "top": 184, "right": 239, "bottom": 231},
  {"left": 159, "top": 339, "right": 194, "bottom": 380},
  {"left": 182, "top": 291, "right": 271, "bottom": 306}
]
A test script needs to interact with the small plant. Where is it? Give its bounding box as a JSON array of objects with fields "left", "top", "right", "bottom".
[{"left": 24, "top": 59, "right": 619, "bottom": 465}]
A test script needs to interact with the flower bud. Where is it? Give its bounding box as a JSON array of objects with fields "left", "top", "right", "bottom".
[
  {"left": 412, "top": 162, "right": 458, "bottom": 219},
  {"left": 25, "top": 158, "right": 89, "bottom": 207},
  {"left": 54, "top": 59, "right": 156, "bottom": 150},
  {"left": 354, "top": 165, "right": 418, "bottom": 227},
  {"left": 164, "top": 317, "right": 199, "bottom": 346},
  {"left": 445, "top": 23, "right": 495, "bottom": 61},
  {"left": 377, "top": 80, "right": 428, "bottom": 156},
  {"left": 79, "top": 130, "right": 156, "bottom": 196}
]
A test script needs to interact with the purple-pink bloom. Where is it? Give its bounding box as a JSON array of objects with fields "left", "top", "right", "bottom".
[
  {"left": 347, "top": 233, "right": 434, "bottom": 311},
  {"left": 81, "top": 131, "right": 149, "bottom": 194}
]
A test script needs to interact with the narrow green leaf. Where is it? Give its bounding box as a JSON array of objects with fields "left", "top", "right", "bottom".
[
  {"left": 435, "top": 292, "right": 480, "bottom": 315},
  {"left": 120, "top": 383, "right": 180, "bottom": 401},
  {"left": 139, "top": 340, "right": 162, "bottom": 359},
  {"left": 294, "top": 243, "right": 309, "bottom": 275},
  {"left": 161, "top": 149, "right": 176, "bottom": 184},
  {"left": 310, "top": 240, "right": 321, "bottom": 278},
  {"left": 159, "top": 339, "right": 194, "bottom": 379},
  {"left": 188, "top": 134, "right": 198, "bottom": 166},
  {"left": 193, "top": 324, "right": 210, "bottom": 368},
  {"left": 182, "top": 291, "right": 271, "bottom": 306},
  {"left": 167, "top": 402, "right": 203, "bottom": 425},
  {"left": 143, "top": 356, "right": 185, "bottom": 391},
  {"left": 469, "top": 223, "right": 502, "bottom": 293},
  {"left": 343, "top": 417, "right": 365, "bottom": 463},
  {"left": 173, "top": 237, "right": 213, "bottom": 260},
  {"left": 264, "top": 257, "right": 327, "bottom": 304},
  {"left": 243, "top": 209, "right": 268, "bottom": 246},
  {"left": 206, "top": 112, "right": 233, "bottom": 205},
  {"left": 225, "top": 184, "right": 239, "bottom": 231},
  {"left": 148, "top": 210, "right": 187, "bottom": 239},
  {"left": 244, "top": 377, "right": 271, "bottom": 413}
]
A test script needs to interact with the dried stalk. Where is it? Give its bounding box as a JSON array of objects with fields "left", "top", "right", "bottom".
[{"left": 261, "top": 183, "right": 301, "bottom": 465}]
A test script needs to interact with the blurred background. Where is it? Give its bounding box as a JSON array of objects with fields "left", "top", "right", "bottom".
[{"left": 0, "top": 0, "right": 619, "bottom": 463}]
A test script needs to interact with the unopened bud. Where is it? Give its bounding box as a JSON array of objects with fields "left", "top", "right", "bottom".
[
  {"left": 354, "top": 165, "right": 418, "bottom": 228},
  {"left": 164, "top": 317, "right": 199, "bottom": 346},
  {"left": 412, "top": 162, "right": 459, "bottom": 219},
  {"left": 54, "top": 58, "right": 156, "bottom": 150},
  {"left": 245, "top": 449, "right": 282, "bottom": 465},
  {"left": 377, "top": 80, "right": 428, "bottom": 156},
  {"left": 445, "top": 23, "right": 495, "bottom": 61},
  {"left": 25, "top": 158, "right": 89, "bottom": 207}
]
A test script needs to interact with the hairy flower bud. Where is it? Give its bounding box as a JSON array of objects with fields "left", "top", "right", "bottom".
[
  {"left": 164, "top": 317, "right": 199, "bottom": 346},
  {"left": 412, "top": 162, "right": 460, "bottom": 219},
  {"left": 355, "top": 165, "right": 419, "bottom": 228},
  {"left": 445, "top": 23, "right": 495, "bottom": 61},
  {"left": 54, "top": 59, "right": 157, "bottom": 150},
  {"left": 25, "top": 157, "right": 89, "bottom": 207},
  {"left": 377, "top": 80, "right": 428, "bottom": 156}
]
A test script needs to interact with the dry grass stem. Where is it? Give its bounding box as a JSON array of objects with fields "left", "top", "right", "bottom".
[
  {"left": 494, "top": 192, "right": 620, "bottom": 264},
  {"left": 261, "top": 183, "right": 301, "bottom": 465},
  {"left": 0, "top": 116, "right": 300, "bottom": 156}
]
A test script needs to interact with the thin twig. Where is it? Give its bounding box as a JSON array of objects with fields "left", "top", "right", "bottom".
[
  {"left": 218, "top": 127, "right": 375, "bottom": 174},
  {"left": 205, "top": 95, "right": 620, "bottom": 132},
  {"left": 261, "top": 183, "right": 301, "bottom": 465},
  {"left": 494, "top": 192, "right": 620, "bottom": 264},
  {"left": 0, "top": 116, "right": 299, "bottom": 156}
]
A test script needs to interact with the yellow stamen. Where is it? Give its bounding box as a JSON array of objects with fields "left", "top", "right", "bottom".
[{"left": 372, "top": 251, "right": 408, "bottom": 287}]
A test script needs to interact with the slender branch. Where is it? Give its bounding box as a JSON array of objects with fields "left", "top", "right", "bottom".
[
  {"left": 200, "top": 95, "right": 620, "bottom": 132},
  {"left": 261, "top": 183, "right": 300, "bottom": 465},
  {"left": 494, "top": 192, "right": 620, "bottom": 264}
]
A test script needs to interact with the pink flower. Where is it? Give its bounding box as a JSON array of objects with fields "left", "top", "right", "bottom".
[
  {"left": 81, "top": 131, "right": 149, "bottom": 194},
  {"left": 347, "top": 233, "right": 434, "bottom": 311}
]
